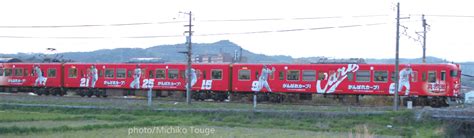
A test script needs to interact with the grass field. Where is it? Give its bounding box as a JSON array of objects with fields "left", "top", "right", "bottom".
[
  {"left": 0, "top": 94, "right": 395, "bottom": 112},
  {"left": 0, "top": 105, "right": 446, "bottom": 137}
]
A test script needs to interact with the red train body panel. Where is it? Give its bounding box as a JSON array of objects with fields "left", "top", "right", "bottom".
[
  {"left": 0, "top": 63, "right": 62, "bottom": 88},
  {"left": 62, "top": 63, "right": 230, "bottom": 92},
  {"left": 231, "top": 63, "right": 461, "bottom": 97},
  {"left": 1, "top": 62, "right": 462, "bottom": 99}
]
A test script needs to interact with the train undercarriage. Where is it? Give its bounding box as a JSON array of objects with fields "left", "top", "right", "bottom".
[{"left": 0, "top": 86, "right": 464, "bottom": 108}]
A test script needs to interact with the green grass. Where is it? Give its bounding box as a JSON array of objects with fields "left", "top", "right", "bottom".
[
  {"left": 0, "top": 105, "right": 445, "bottom": 137},
  {"left": 1, "top": 126, "right": 402, "bottom": 138},
  {"left": 0, "top": 95, "right": 392, "bottom": 112}
]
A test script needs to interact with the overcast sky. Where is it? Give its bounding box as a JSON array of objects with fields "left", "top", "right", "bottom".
[{"left": 0, "top": 0, "right": 473, "bottom": 62}]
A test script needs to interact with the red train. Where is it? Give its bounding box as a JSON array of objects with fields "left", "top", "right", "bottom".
[{"left": 0, "top": 62, "right": 462, "bottom": 107}]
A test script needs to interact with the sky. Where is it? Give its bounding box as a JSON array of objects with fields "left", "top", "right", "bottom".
[{"left": 0, "top": 0, "right": 473, "bottom": 62}]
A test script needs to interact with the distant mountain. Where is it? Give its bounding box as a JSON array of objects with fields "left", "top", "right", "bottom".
[
  {"left": 0, "top": 40, "right": 470, "bottom": 65},
  {"left": 17, "top": 40, "right": 291, "bottom": 63}
]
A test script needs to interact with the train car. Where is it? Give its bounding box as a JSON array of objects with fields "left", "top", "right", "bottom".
[
  {"left": 0, "top": 63, "right": 64, "bottom": 95},
  {"left": 231, "top": 63, "right": 461, "bottom": 106},
  {"left": 62, "top": 63, "right": 230, "bottom": 100}
]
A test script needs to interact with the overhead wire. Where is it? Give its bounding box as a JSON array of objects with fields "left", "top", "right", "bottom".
[
  {"left": 0, "top": 22, "right": 389, "bottom": 39},
  {"left": 0, "top": 14, "right": 390, "bottom": 29}
]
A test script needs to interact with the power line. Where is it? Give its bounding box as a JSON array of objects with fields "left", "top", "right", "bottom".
[
  {"left": 0, "top": 21, "right": 186, "bottom": 28},
  {"left": 0, "top": 22, "right": 388, "bottom": 39},
  {"left": 424, "top": 15, "right": 474, "bottom": 18},
  {"left": 0, "top": 14, "right": 389, "bottom": 29}
]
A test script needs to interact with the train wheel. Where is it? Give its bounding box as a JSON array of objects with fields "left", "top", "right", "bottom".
[
  {"left": 51, "top": 89, "right": 58, "bottom": 96},
  {"left": 101, "top": 90, "right": 108, "bottom": 98},
  {"left": 43, "top": 88, "right": 50, "bottom": 96},
  {"left": 59, "top": 90, "right": 65, "bottom": 96},
  {"left": 36, "top": 88, "right": 43, "bottom": 96},
  {"left": 87, "top": 89, "right": 93, "bottom": 98}
]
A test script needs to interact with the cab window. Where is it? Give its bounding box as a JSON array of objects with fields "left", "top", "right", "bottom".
[
  {"left": 450, "top": 70, "right": 458, "bottom": 77},
  {"left": 0, "top": 68, "right": 3, "bottom": 76}
]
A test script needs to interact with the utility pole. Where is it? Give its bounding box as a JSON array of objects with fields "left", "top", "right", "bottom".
[
  {"left": 422, "top": 14, "right": 427, "bottom": 63},
  {"left": 394, "top": 2, "right": 401, "bottom": 111},
  {"left": 183, "top": 11, "right": 193, "bottom": 105}
]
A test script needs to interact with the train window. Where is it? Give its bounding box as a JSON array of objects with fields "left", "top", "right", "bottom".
[
  {"left": 14, "top": 68, "right": 23, "bottom": 76},
  {"left": 127, "top": 70, "right": 132, "bottom": 78},
  {"left": 24, "top": 69, "right": 28, "bottom": 76},
  {"left": 116, "top": 69, "right": 126, "bottom": 78},
  {"left": 255, "top": 71, "right": 259, "bottom": 80},
  {"left": 428, "top": 71, "right": 436, "bottom": 83},
  {"left": 422, "top": 72, "right": 427, "bottom": 82},
  {"left": 168, "top": 69, "right": 179, "bottom": 79},
  {"left": 277, "top": 71, "right": 283, "bottom": 80},
  {"left": 180, "top": 70, "right": 185, "bottom": 79},
  {"left": 411, "top": 71, "right": 418, "bottom": 82},
  {"left": 318, "top": 72, "right": 326, "bottom": 80},
  {"left": 287, "top": 70, "right": 300, "bottom": 81},
  {"left": 5, "top": 68, "right": 12, "bottom": 76},
  {"left": 149, "top": 70, "right": 154, "bottom": 78},
  {"left": 390, "top": 72, "right": 394, "bottom": 81},
  {"left": 155, "top": 69, "right": 165, "bottom": 79},
  {"left": 373, "top": 71, "right": 388, "bottom": 82},
  {"left": 450, "top": 69, "right": 458, "bottom": 77},
  {"left": 195, "top": 70, "right": 201, "bottom": 79},
  {"left": 238, "top": 70, "right": 250, "bottom": 80},
  {"left": 68, "top": 68, "right": 77, "bottom": 78},
  {"left": 105, "top": 69, "right": 114, "bottom": 78},
  {"left": 441, "top": 71, "right": 446, "bottom": 81},
  {"left": 450, "top": 70, "right": 458, "bottom": 77},
  {"left": 203, "top": 70, "right": 207, "bottom": 79},
  {"left": 269, "top": 71, "right": 274, "bottom": 80},
  {"left": 347, "top": 72, "right": 354, "bottom": 81},
  {"left": 356, "top": 71, "right": 370, "bottom": 82},
  {"left": 0, "top": 68, "right": 3, "bottom": 76},
  {"left": 47, "top": 69, "right": 56, "bottom": 78},
  {"left": 99, "top": 70, "right": 104, "bottom": 77},
  {"left": 302, "top": 70, "right": 316, "bottom": 81},
  {"left": 212, "top": 70, "right": 223, "bottom": 80}
]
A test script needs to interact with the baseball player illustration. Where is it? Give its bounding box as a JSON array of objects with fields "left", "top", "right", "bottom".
[
  {"left": 398, "top": 65, "right": 414, "bottom": 96},
  {"left": 252, "top": 65, "right": 275, "bottom": 92},
  {"left": 33, "top": 65, "right": 46, "bottom": 86},
  {"left": 130, "top": 64, "right": 141, "bottom": 89},
  {"left": 90, "top": 65, "right": 98, "bottom": 88}
]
